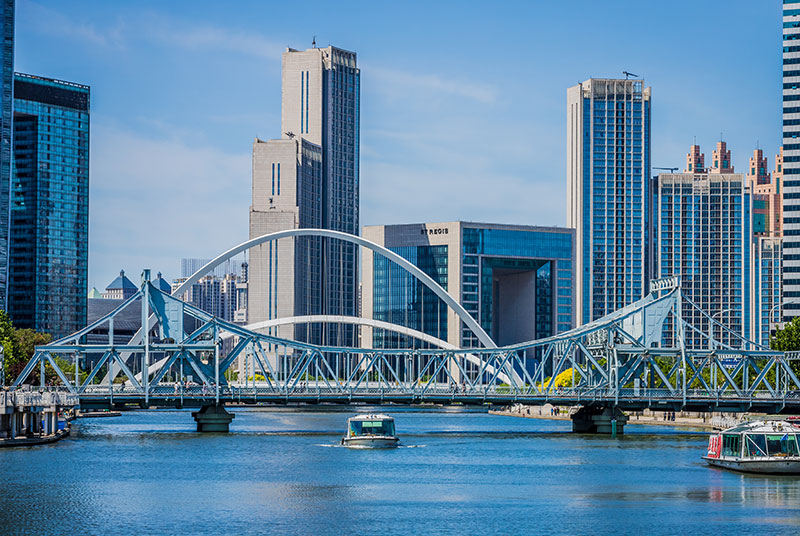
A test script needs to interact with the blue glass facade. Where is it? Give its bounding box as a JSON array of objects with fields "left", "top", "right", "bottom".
[
  {"left": 461, "top": 227, "right": 573, "bottom": 348},
  {"left": 373, "top": 245, "right": 448, "bottom": 348},
  {"left": 568, "top": 79, "right": 652, "bottom": 325},
  {"left": 321, "top": 47, "right": 359, "bottom": 347},
  {"left": 8, "top": 73, "right": 89, "bottom": 337},
  {"left": 0, "top": 0, "right": 12, "bottom": 310},
  {"left": 755, "top": 238, "right": 782, "bottom": 346},
  {"left": 366, "top": 223, "right": 574, "bottom": 351}
]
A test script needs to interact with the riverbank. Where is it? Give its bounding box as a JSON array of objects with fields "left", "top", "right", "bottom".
[
  {"left": 0, "top": 427, "right": 70, "bottom": 448},
  {"left": 491, "top": 404, "right": 749, "bottom": 430}
]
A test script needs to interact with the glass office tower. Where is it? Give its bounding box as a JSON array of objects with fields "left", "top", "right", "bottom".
[
  {"left": 783, "top": 2, "right": 800, "bottom": 319},
  {"left": 363, "top": 222, "right": 575, "bottom": 350},
  {"left": 8, "top": 73, "right": 89, "bottom": 338},
  {"left": 0, "top": 0, "right": 12, "bottom": 311},
  {"left": 567, "top": 78, "right": 652, "bottom": 325}
]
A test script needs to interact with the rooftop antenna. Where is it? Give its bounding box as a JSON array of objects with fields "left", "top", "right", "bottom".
[
  {"left": 622, "top": 71, "right": 639, "bottom": 79},
  {"left": 693, "top": 135, "right": 697, "bottom": 146},
  {"left": 312, "top": 35, "right": 316, "bottom": 48}
]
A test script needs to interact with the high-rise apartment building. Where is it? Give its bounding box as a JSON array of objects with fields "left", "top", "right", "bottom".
[
  {"left": 750, "top": 148, "right": 785, "bottom": 345},
  {"left": 567, "top": 78, "right": 652, "bottom": 325},
  {"left": 657, "top": 154, "right": 752, "bottom": 348},
  {"left": 755, "top": 237, "right": 782, "bottom": 346},
  {"left": 710, "top": 141, "right": 734, "bottom": 173},
  {"left": 749, "top": 148, "right": 783, "bottom": 239},
  {"left": 171, "top": 273, "right": 245, "bottom": 324},
  {"left": 783, "top": 4, "right": 800, "bottom": 320},
  {"left": 0, "top": 0, "right": 12, "bottom": 311},
  {"left": 249, "top": 45, "right": 359, "bottom": 345},
  {"left": 8, "top": 73, "right": 89, "bottom": 338}
]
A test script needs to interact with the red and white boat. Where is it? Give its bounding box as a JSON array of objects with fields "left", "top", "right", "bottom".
[{"left": 703, "top": 420, "right": 800, "bottom": 475}]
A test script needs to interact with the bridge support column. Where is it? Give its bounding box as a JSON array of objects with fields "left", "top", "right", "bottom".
[
  {"left": 192, "top": 405, "right": 235, "bottom": 433},
  {"left": 571, "top": 406, "right": 627, "bottom": 435}
]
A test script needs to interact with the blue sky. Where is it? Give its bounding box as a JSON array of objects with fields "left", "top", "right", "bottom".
[{"left": 14, "top": 0, "right": 783, "bottom": 290}]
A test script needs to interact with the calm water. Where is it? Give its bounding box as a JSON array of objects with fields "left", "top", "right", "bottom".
[{"left": 1, "top": 407, "right": 799, "bottom": 535}]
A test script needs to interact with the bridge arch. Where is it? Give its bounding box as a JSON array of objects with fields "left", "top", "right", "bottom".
[
  {"left": 176, "top": 229, "right": 496, "bottom": 349},
  {"left": 240, "top": 316, "right": 459, "bottom": 350}
]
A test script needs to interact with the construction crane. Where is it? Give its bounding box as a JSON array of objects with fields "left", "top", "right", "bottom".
[
  {"left": 653, "top": 167, "right": 679, "bottom": 173},
  {"left": 623, "top": 71, "right": 639, "bottom": 80}
]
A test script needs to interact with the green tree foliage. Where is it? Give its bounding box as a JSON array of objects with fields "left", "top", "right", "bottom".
[
  {"left": 770, "top": 318, "right": 800, "bottom": 377},
  {"left": 0, "top": 311, "right": 52, "bottom": 386}
]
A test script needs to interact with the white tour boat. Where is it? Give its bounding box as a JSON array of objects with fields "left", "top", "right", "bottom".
[
  {"left": 341, "top": 414, "right": 399, "bottom": 448},
  {"left": 703, "top": 420, "right": 800, "bottom": 474}
]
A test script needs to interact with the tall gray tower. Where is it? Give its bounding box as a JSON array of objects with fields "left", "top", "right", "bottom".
[{"left": 249, "top": 45, "right": 359, "bottom": 346}]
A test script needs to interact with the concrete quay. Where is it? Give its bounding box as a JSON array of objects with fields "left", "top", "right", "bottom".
[
  {"left": 491, "top": 404, "right": 760, "bottom": 433},
  {"left": 0, "top": 389, "right": 78, "bottom": 447}
]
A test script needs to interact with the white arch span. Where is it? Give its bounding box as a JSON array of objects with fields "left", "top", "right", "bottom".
[
  {"left": 108, "top": 229, "right": 497, "bottom": 385},
  {"left": 234, "top": 316, "right": 459, "bottom": 350},
  {"left": 231, "top": 316, "right": 514, "bottom": 385},
  {"left": 175, "top": 229, "right": 496, "bottom": 349}
]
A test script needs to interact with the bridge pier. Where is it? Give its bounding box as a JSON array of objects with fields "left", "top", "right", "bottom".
[
  {"left": 571, "top": 406, "right": 627, "bottom": 435},
  {"left": 192, "top": 405, "right": 235, "bottom": 433}
]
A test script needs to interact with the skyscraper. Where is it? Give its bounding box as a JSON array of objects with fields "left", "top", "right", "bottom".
[
  {"left": 0, "top": 0, "right": 13, "bottom": 311},
  {"left": 783, "top": 4, "right": 800, "bottom": 320},
  {"left": 249, "top": 45, "right": 359, "bottom": 345},
  {"left": 657, "top": 144, "right": 752, "bottom": 348},
  {"left": 567, "top": 78, "right": 652, "bottom": 325},
  {"left": 8, "top": 73, "right": 89, "bottom": 338}
]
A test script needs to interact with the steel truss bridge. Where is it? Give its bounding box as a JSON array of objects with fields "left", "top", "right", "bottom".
[{"left": 11, "top": 270, "right": 800, "bottom": 416}]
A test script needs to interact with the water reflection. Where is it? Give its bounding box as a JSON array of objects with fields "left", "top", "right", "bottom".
[{"left": 1, "top": 408, "right": 799, "bottom": 535}]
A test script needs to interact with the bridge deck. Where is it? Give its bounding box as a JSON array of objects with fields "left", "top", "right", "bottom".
[{"left": 76, "top": 385, "right": 800, "bottom": 413}]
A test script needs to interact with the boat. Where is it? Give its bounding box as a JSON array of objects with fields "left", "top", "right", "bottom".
[
  {"left": 703, "top": 420, "right": 800, "bottom": 474},
  {"left": 341, "top": 414, "right": 399, "bottom": 448}
]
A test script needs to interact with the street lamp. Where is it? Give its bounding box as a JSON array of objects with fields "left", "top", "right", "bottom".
[{"left": 710, "top": 309, "right": 733, "bottom": 350}]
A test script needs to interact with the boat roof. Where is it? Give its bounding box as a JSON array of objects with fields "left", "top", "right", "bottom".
[
  {"left": 721, "top": 420, "right": 800, "bottom": 434},
  {"left": 348, "top": 414, "right": 393, "bottom": 421}
]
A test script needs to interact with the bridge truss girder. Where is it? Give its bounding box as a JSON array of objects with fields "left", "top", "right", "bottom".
[{"left": 11, "top": 276, "right": 800, "bottom": 413}]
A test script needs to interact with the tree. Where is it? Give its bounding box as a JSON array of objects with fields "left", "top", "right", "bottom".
[
  {"left": 0, "top": 310, "right": 20, "bottom": 385},
  {"left": 770, "top": 318, "right": 800, "bottom": 378}
]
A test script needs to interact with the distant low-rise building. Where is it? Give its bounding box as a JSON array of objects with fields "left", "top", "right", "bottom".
[{"left": 102, "top": 270, "right": 137, "bottom": 300}]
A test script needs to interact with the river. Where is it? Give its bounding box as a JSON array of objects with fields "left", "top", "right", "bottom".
[{"left": 1, "top": 407, "right": 798, "bottom": 535}]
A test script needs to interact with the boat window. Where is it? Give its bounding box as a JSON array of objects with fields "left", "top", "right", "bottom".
[
  {"left": 791, "top": 435, "right": 800, "bottom": 456},
  {"left": 349, "top": 421, "right": 362, "bottom": 436},
  {"left": 359, "top": 420, "right": 394, "bottom": 436},
  {"left": 722, "top": 434, "right": 740, "bottom": 456},
  {"left": 745, "top": 434, "right": 768, "bottom": 457},
  {"left": 767, "top": 434, "right": 800, "bottom": 456}
]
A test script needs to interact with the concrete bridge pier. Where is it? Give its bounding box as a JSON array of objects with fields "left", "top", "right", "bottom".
[
  {"left": 571, "top": 406, "right": 628, "bottom": 435},
  {"left": 192, "top": 405, "right": 235, "bottom": 432}
]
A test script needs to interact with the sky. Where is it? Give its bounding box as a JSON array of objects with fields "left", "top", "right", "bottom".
[{"left": 13, "top": 0, "right": 784, "bottom": 290}]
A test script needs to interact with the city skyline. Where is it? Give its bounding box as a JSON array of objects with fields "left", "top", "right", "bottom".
[{"left": 12, "top": 1, "right": 784, "bottom": 290}]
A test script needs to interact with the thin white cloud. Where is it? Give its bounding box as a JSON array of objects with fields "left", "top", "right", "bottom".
[
  {"left": 19, "top": 2, "right": 281, "bottom": 61},
  {"left": 19, "top": 1, "right": 126, "bottom": 48},
  {"left": 89, "top": 122, "right": 251, "bottom": 288},
  {"left": 369, "top": 66, "right": 498, "bottom": 104},
  {"left": 144, "top": 16, "right": 282, "bottom": 61}
]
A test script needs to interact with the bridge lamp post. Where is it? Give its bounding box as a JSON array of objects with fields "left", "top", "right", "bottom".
[{"left": 710, "top": 309, "right": 733, "bottom": 351}]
